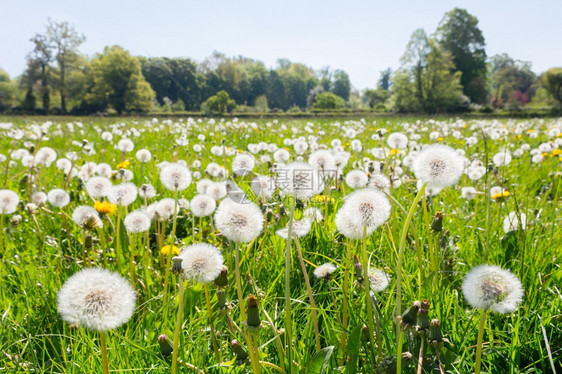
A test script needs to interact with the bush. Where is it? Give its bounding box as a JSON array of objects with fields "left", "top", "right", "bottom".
[{"left": 311, "top": 92, "right": 346, "bottom": 110}]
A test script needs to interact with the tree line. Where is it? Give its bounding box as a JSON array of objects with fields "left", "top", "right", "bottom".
[{"left": 0, "top": 10, "right": 561, "bottom": 115}]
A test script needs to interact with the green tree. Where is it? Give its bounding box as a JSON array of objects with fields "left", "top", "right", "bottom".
[
  {"left": 27, "top": 33, "right": 53, "bottom": 111},
  {"left": 332, "top": 69, "right": 350, "bottom": 101},
  {"left": 488, "top": 54, "right": 537, "bottom": 108},
  {"left": 47, "top": 19, "right": 85, "bottom": 113},
  {"left": 363, "top": 88, "right": 390, "bottom": 108},
  {"left": 0, "top": 70, "right": 19, "bottom": 110},
  {"left": 311, "top": 92, "right": 345, "bottom": 109},
  {"left": 541, "top": 67, "right": 562, "bottom": 106},
  {"left": 393, "top": 29, "right": 465, "bottom": 113},
  {"left": 86, "top": 46, "right": 155, "bottom": 113},
  {"left": 378, "top": 68, "right": 392, "bottom": 90},
  {"left": 202, "top": 90, "right": 236, "bottom": 114},
  {"left": 437, "top": 8, "right": 487, "bottom": 104}
]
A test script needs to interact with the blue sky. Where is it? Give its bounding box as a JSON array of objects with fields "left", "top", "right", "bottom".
[{"left": 1, "top": 0, "right": 561, "bottom": 90}]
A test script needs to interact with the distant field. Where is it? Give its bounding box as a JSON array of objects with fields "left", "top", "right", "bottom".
[{"left": 0, "top": 116, "right": 560, "bottom": 373}]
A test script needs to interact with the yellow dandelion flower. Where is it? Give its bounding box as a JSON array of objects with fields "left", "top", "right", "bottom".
[
  {"left": 116, "top": 160, "right": 130, "bottom": 169},
  {"left": 552, "top": 149, "right": 562, "bottom": 156},
  {"left": 516, "top": 134, "right": 522, "bottom": 139},
  {"left": 437, "top": 137, "right": 444, "bottom": 142},
  {"left": 389, "top": 149, "right": 400, "bottom": 156},
  {"left": 95, "top": 201, "right": 117, "bottom": 215},
  {"left": 161, "top": 245, "right": 180, "bottom": 256}
]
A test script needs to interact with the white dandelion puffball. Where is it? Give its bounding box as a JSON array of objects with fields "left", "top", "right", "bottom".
[
  {"left": 462, "top": 264, "right": 523, "bottom": 314},
  {"left": 387, "top": 132, "right": 408, "bottom": 149},
  {"left": 190, "top": 194, "right": 217, "bottom": 217},
  {"left": 492, "top": 151, "right": 512, "bottom": 167},
  {"left": 196, "top": 178, "right": 213, "bottom": 195},
  {"left": 72, "top": 206, "right": 103, "bottom": 228},
  {"left": 308, "top": 150, "right": 336, "bottom": 172},
  {"left": 274, "top": 148, "right": 291, "bottom": 163},
  {"left": 461, "top": 186, "right": 477, "bottom": 200},
  {"left": 369, "top": 268, "right": 390, "bottom": 293},
  {"left": 345, "top": 170, "right": 369, "bottom": 189},
  {"left": 303, "top": 207, "right": 323, "bottom": 222},
  {"left": 160, "top": 163, "right": 192, "bottom": 191},
  {"left": 276, "top": 218, "right": 312, "bottom": 239},
  {"left": 176, "top": 243, "right": 224, "bottom": 284},
  {"left": 313, "top": 263, "right": 337, "bottom": 280},
  {"left": 206, "top": 182, "right": 227, "bottom": 200},
  {"left": 136, "top": 149, "right": 152, "bottom": 163},
  {"left": 278, "top": 162, "right": 323, "bottom": 200},
  {"left": 48, "top": 188, "right": 70, "bottom": 208},
  {"left": 124, "top": 210, "right": 151, "bottom": 233},
  {"left": 57, "top": 268, "right": 136, "bottom": 331},
  {"left": 343, "top": 188, "right": 391, "bottom": 229},
  {"left": 117, "top": 138, "right": 134, "bottom": 152},
  {"left": 214, "top": 199, "right": 264, "bottom": 243},
  {"left": 35, "top": 147, "right": 57, "bottom": 166},
  {"left": 85, "top": 176, "right": 112, "bottom": 198},
  {"left": 412, "top": 144, "right": 464, "bottom": 190},
  {"left": 251, "top": 175, "right": 276, "bottom": 200},
  {"left": 108, "top": 183, "right": 138, "bottom": 207},
  {"left": 139, "top": 184, "right": 156, "bottom": 199},
  {"left": 232, "top": 153, "right": 256, "bottom": 176},
  {"left": 31, "top": 191, "right": 47, "bottom": 205},
  {"left": 368, "top": 174, "right": 390, "bottom": 193},
  {"left": 335, "top": 208, "right": 375, "bottom": 240},
  {"left": 0, "top": 189, "right": 20, "bottom": 214},
  {"left": 503, "top": 212, "right": 526, "bottom": 233}
]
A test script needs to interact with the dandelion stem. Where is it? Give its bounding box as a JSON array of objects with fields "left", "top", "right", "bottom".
[
  {"left": 396, "top": 182, "right": 426, "bottom": 373},
  {"left": 417, "top": 336, "right": 425, "bottom": 374},
  {"left": 204, "top": 284, "right": 221, "bottom": 362},
  {"left": 294, "top": 237, "right": 321, "bottom": 352},
  {"left": 340, "top": 238, "right": 352, "bottom": 364},
  {"left": 171, "top": 276, "right": 185, "bottom": 374},
  {"left": 163, "top": 189, "right": 179, "bottom": 319},
  {"left": 284, "top": 197, "right": 296, "bottom": 374},
  {"left": 234, "top": 242, "right": 246, "bottom": 322},
  {"left": 361, "top": 224, "right": 377, "bottom": 359},
  {"left": 115, "top": 207, "right": 122, "bottom": 272},
  {"left": 100, "top": 331, "right": 109, "bottom": 374},
  {"left": 475, "top": 309, "right": 487, "bottom": 374}
]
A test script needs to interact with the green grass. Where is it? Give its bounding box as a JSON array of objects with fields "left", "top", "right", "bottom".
[{"left": 0, "top": 116, "right": 560, "bottom": 373}]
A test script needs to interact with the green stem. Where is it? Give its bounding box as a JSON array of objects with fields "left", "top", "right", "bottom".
[
  {"left": 294, "top": 237, "right": 321, "bottom": 352},
  {"left": 115, "top": 207, "right": 122, "bottom": 272},
  {"left": 204, "top": 284, "right": 221, "bottom": 362},
  {"left": 163, "top": 189, "right": 179, "bottom": 318},
  {"left": 100, "top": 331, "right": 109, "bottom": 374},
  {"left": 396, "top": 183, "right": 426, "bottom": 373},
  {"left": 340, "top": 238, "right": 352, "bottom": 364},
  {"left": 361, "top": 225, "right": 377, "bottom": 360},
  {"left": 475, "top": 310, "right": 487, "bottom": 374},
  {"left": 171, "top": 276, "right": 185, "bottom": 374},
  {"left": 234, "top": 242, "right": 246, "bottom": 322},
  {"left": 396, "top": 329, "right": 404, "bottom": 374},
  {"left": 284, "top": 197, "right": 296, "bottom": 374}
]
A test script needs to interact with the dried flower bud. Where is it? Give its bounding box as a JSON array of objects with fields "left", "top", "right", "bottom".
[
  {"left": 170, "top": 256, "right": 183, "bottom": 275},
  {"left": 231, "top": 339, "right": 248, "bottom": 361},
  {"left": 428, "top": 319, "right": 448, "bottom": 349},
  {"left": 246, "top": 294, "right": 261, "bottom": 330},
  {"left": 354, "top": 254, "right": 363, "bottom": 282},
  {"left": 85, "top": 234, "right": 93, "bottom": 251},
  {"left": 216, "top": 289, "right": 227, "bottom": 310},
  {"left": 401, "top": 301, "right": 421, "bottom": 329},
  {"left": 416, "top": 299, "right": 430, "bottom": 334},
  {"left": 158, "top": 334, "right": 174, "bottom": 357},
  {"left": 431, "top": 212, "right": 444, "bottom": 232},
  {"left": 214, "top": 265, "right": 229, "bottom": 288}
]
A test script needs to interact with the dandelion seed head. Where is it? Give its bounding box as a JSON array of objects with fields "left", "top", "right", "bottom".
[
  {"left": 369, "top": 268, "right": 390, "bottom": 293},
  {"left": 177, "top": 243, "right": 224, "bottom": 283},
  {"left": 214, "top": 199, "right": 263, "bottom": 243},
  {"left": 108, "top": 183, "right": 137, "bottom": 207},
  {"left": 461, "top": 264, "right": 523, "bottom": 314},
  {"left": 85, "top": 176, "right": 112, "bottom": 199},
  {"left": 503, "top": 212, "right": 526, "bottom": 233},
  {"left": 190, "top": 194, "right": 216, "bottom": 217},
  {"left": 313, "top": 263, "right": 337, "bottom": 280},
  {"left": 48, "top": 188, "right": 70, "bottom": 208},
  {"left": 57, "top": 268, "right": 136, "bottom": 331},
  {"left": 0, "top": 189, "right": 20, "bottom": 214},
  {"left": 117, "top": 139, "right": 134, "bottom": 152},
  {"left": 124, "top": 210, "right": 151, "bottom": 233},
  {"left": 160, "top": 163, "right": 191, "bottom": 191},
  {"left": 412, "top": 144, "right": 464, "bottom": 190},
  {"left": 345, "top": 170, "right": 369, "bottom": 189},
  {"left": 276, "top": 218, "right": 312, "bottom": 239}
]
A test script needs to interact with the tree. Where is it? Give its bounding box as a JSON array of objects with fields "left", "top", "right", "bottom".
[
  {"left": 0, "top": 70, "right": 18, "bottom": 110},
  {"left": 437, "top": 8, "right": 487, "bottom": 104},
  {"left": 392, "top": 28, "right": 465, "bottom": 113},
  {"left": 332, "top": 70, "right": 351, "bottom": 101},
  {"left": 27, "top": 33, "right": 53, "bottom": 110},
  {"left": 85, "top": 46, "right": 155, "bottom": 113},
  {"left": 311, "top": 92, "right": 345, "bottom": 110},
  {"left": 363, "top": 88, "right": 390, "bottom": 108},
  {"left": 202, "top": 90, "right": 236, "bottom": 114},
  {"left": 378, "top": 68, "right": 392, "bottom": 90},
  {"left": 488, "top": 54, "right": 537, "bottom": 108},
  {"left": 541, "top": 68, "right": 562, "bottom": 106},
  {"left": 47, "top": 19, "right": 85, "bottom": 113}
]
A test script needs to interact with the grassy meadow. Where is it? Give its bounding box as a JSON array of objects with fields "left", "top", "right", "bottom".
[{"left": 0, "top": 116, "right": 560, "bottom": 373}]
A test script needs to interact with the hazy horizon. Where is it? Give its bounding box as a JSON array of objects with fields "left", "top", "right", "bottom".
[{"left": 1, "top": 0, "right": 561, "bottom": 90}]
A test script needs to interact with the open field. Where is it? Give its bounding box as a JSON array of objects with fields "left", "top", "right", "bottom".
[{"left": 0, "top": 116, "right": 561, "bottom": 373}]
